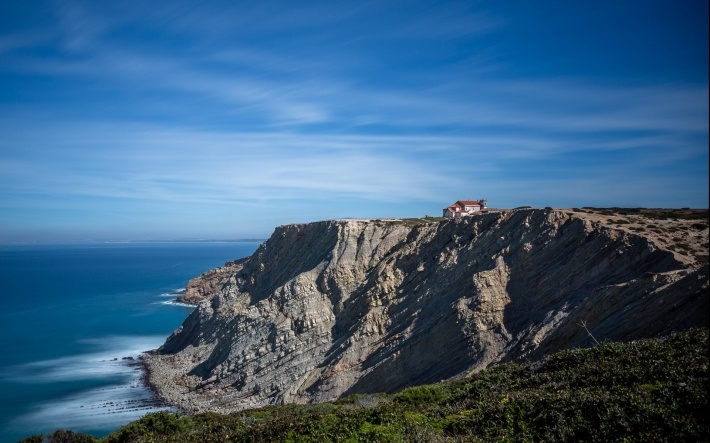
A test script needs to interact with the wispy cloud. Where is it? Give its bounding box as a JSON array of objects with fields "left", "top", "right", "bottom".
[
  {"left": 1, "top": 120, "right": 704, "bottom": 210},
  {"left": 1, "top": 125, "right": 457, "bottom": 203},
  {"left": 0, "top": 0, "right": 707, "bottom": 240},
  {"left": 3, "top": 2, "right": 705, "bottom": 135}
]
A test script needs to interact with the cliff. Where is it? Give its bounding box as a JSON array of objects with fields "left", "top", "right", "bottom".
[{"left": 144, "top": 208, "right": 709, "bottom": 413}]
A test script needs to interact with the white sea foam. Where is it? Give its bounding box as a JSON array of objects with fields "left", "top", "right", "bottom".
[
  {"left": 158, "top": 289, "right": 186, "bottom": 297},
  {"left": 3, "top": 335, "right": 172, "bottom": 437},
  {"left": 9, "top": 384, "right": 172, "bottom": 434},
  {"left": 2, "top": 335, "right": 165, "bottom": 384},
  {"left": 157, "top": 300, "right": 197, "bottom": 308},
  {"left": 6, "top": 362, "right": 172, "bottom": 436}
]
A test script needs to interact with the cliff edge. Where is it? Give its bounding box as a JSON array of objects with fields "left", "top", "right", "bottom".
[{"left": 144, "top": 208, "right": 708, "bottom": 413}]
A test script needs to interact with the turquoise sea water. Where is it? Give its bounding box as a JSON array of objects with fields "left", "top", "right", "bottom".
[{"left": 0, "top": 242, "right": 260, "bottom": 443}]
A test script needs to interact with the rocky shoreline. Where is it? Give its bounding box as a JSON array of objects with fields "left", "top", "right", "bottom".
[
  {"left": 141, "top": 349, "right": 232, "bottom": 414},
  {"left": 139, "top": 354, "right": 175, "bottom": 412}
]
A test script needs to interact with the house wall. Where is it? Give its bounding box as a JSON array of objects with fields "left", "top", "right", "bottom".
[{"left": 444, "top": 202, "right": 485, "bottom": 217}]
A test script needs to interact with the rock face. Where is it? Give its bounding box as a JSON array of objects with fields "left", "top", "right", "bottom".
[
  {"left": 144, "top": 209, "right": 709, "bottom": 413},
  {"left": 176, "top": 258, "right": 248, "bottom": 305}
]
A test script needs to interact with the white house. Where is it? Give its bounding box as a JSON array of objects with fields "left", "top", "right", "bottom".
[{"left": 443, "top": 199, "right": 488, "bottom": 218}]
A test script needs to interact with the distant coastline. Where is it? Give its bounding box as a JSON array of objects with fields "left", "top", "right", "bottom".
[{"left": 0, "top": 239, "right": 267, "bottom": 246}]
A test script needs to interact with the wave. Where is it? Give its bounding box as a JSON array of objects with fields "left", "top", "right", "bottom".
[
  {"left": 156, "top": 300, "right": 197, "bottom": 308},
  {"left": 2, "top": 335, "right": 172, "bottom": 438},
  {"left": 6, "top": 373, "right": 173, "bottom": 436},
  {"left": 158, "top": 288, "right": 186, "bottom": 297},
  {"left": 1, "top": 335, "right": 165, "bottom": 384}
]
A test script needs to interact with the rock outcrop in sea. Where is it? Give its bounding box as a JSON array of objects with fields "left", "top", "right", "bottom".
[
  {"left": 144, "top": 209, "right": 709, "bottom": 413},
  {"left": 175, "top": 258, "right": 247, "bottom": 306}
]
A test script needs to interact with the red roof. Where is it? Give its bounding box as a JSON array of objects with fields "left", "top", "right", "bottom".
[{"left": 457, "top": 200, "right": 481, "bottom": 206}]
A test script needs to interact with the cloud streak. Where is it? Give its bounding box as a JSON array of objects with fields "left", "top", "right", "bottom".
[{"left": 0, "top": 0, "right": 707, "bottom": 241}]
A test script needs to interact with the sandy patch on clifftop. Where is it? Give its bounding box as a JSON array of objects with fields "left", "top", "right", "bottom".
[{"left": 564, "top": 208, "right": 708, "bottom": 267}]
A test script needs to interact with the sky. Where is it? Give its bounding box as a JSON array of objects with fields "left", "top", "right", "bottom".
[{"left": 0, "top": 0, "right": 708, "bottom": 242}]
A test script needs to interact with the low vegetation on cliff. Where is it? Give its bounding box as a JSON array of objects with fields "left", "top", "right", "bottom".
[{"left": 22, "top": 328, "right": 709, "bottom": 442}]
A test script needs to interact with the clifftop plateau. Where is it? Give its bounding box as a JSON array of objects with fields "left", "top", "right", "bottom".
[{"left": 145, "top": 208, "right": 708, "bottom": 413}]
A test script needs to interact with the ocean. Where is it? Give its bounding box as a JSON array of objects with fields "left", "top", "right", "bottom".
[{"left": 0, "top": 241, "right": 261, "bottom": 443}]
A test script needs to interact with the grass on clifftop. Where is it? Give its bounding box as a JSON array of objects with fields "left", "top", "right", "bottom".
[
  {"left": 22, "top": 329, "right": 709, "bottom": 443},
  {"left": 575, "top": 207, "right": 709, "bottom": 221}
]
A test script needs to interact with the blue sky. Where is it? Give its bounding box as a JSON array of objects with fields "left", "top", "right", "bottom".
[{"left": 0, "top": 0, "right": 707, "bottom": 242}]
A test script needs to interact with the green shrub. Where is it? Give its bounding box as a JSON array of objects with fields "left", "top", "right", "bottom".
[
  {"left": 48, "top": 430, "right": 98, "bottom": 443},
  {"left": 359, "top": 421, "right": 402, "bottom": 442},
  {"left": 104, "top": 411, "right": 193, "bottom": 442},
  {"left": 395, "top": 384, "right": 450, "bottom": 405}
]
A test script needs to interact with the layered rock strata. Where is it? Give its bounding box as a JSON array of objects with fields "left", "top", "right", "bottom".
[
  {"left": 176, "top": 258, "right": 247, "bottom": 305},
  {"left": 144, "top": 209, "right": 709, "bottom": 413}
]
